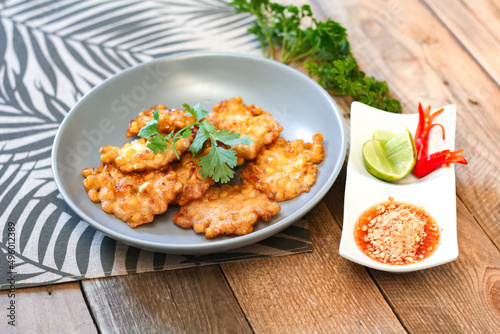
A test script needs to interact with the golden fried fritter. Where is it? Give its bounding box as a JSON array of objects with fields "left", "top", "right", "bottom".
[
  {"left": 173, "top": 184, "right": 281, "bottom": 238},
  {"left": 170, "top": 153, "right": 214, "bottom": 206},
  {"left": 82, "top": 164, "right": 183, "bottom": 228},
  {"left": 240, "top": 133, "right": 325, "bottom": 202},
  {"left": 100, "top": 136, "right": 193, "bottom": 173},
  {"left": 126, "top": 105, "right": 196, "bottom": 137},
  {"left": 206, "top": 97, "right": 283, "bottom": 165}
]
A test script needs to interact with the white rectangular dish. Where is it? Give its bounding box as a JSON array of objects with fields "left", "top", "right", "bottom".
[{"left": 339, "top": 102, "right": 459, "bottom": 273}]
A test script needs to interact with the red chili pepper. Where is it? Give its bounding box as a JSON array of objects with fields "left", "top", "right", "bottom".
[
  {"left": 413, "top": 149, "right": 468, "bottom": 177},
  {"left": 415, "top": 102, "right": 445, "bottom": 160},
  {"left": 413, "top": 103, "right": 468, "bottom": 177}
]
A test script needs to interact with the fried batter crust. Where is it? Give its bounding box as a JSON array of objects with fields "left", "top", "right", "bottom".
[
  {"left": 173, "top": 184, "right": 281, "bottom": 238},
  {"left": 240, "top": 133, "right": 325, "bottom": 202},
  {"left": 206, "top": 97, "right": 283, "bottom": 165},
  {"left": 100, "top": 136, "right": 193, "bottom": 173},
  {"left": 170, "top": 153, "right": 214, "bottom": 206},
  {"left": 82, "top": 164, "right": 183, "bottom": 228},
  {"left": 126, "top": 105, "right": 196, "bottom": 137}
]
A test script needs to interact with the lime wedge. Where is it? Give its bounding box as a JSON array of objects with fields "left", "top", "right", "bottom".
[
  {"left": 362, "top": 128, "right": 416, "bottom": 181},
  {"left": 373, "top": 129, "right": 397, "bottom": 147},
  {"left": 363, "top": 140, "right": 396, "bottom": 180}
]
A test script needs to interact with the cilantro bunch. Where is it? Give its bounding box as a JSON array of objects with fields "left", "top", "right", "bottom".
[
  {"left": 138, "top": 104, "right": 252, "bottom": 183},
  {"left": 230, "top": 0, "right": 402, "bottom": 113}
]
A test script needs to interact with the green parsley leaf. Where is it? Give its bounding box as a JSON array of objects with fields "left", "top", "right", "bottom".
[
  {"left": 199, "top": 145, "right": 237, "bottom": 183},
  {"left": 146, "top": 134, "right": 169, "bottom": 153},
  {"left": 189, "top": 120, "right": 254, "bottom": 182},
  {"left": 137, "top": 103, "right": 254, "bottom": 183},
  {"left": 212, "top": 129, "right": 252, "bottom": 146},
  {"left": 138, "top": 109, "right": 162, "bottom": 138},
  {"left": 189, "top": 125, "right": 210, "bottom": 154},
  {"left": 183, "top": 103, "right": 209, "bottom": 122},
  {"left": 199, "top": 119, "right": 216, "bottom": 133}
]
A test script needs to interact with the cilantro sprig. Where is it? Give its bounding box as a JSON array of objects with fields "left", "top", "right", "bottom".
[
  {"left": 138, "top": 104, "right": 252, "bottom": 183},
  {"left": 137, "top": 107, "right": 195, "bottom": 158},
  {"left": 230, "top": 0, "right": 402, "bottom": 113}
]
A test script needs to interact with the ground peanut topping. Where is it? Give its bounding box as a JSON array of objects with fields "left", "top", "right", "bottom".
[{"left": 355, "top": 200, "right": 440, "bottom": 265}]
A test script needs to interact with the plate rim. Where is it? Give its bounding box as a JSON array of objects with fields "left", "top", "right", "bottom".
[{"left": 51, "top": 51, "right": 347, "bottom": 254}]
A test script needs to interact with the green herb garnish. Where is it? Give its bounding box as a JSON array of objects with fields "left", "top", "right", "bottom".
[
  {"left": 138, "top": 104, "right": 253, "bottom": 183},
  {"left": 230, "top": 0, "right": 402, "bottom": 113}
]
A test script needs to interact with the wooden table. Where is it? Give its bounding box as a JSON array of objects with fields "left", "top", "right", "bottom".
[{"left": 2, "top": 0, "right": 500, "bottom": 332}]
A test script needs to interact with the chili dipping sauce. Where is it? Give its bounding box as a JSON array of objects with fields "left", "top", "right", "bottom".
[{"left": 354, "top": 199, "right": 440, "bottom": 265}]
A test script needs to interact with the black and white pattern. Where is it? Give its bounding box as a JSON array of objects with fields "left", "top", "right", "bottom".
[{"left": 0, "top": 0, "right": 312, "bottom": 289}]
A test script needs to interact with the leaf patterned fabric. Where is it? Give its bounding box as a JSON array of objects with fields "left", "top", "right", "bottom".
[{"left": 0, "top": 0, "right": 312, "bottom": 289}]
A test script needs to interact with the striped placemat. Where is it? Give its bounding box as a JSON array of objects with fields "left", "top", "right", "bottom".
[{"left": 0, "top": 0, "right": 313, "bottom": 290}]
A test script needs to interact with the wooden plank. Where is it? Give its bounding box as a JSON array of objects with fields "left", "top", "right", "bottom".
[
  {"left": 310, "top": 0, "right": 500, "bottom": 248},
  {"left": 310, "top": 0, "right": 500, "bottom": 331},
  {"left": 220, "top": 201, "right": 406, "bottom": 333},
  {"left": 82, "top": 265, "right": 252, "bottom": 334},
  {"left": 0, "top": 282, "right": 96, "bottom": 333},
  {"left": 423, "top": 0, "right": 500, "bottom": 86}
]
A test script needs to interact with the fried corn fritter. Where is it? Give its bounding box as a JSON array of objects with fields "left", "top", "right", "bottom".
[
  {"left": 83, "top": 98, "right": 326, "bottom": 235},
  {"left": 100, "top": 136, "right": 194, "bottom": 173},
  {"left": 240, "top": 133, "right": 325, "bottom": 202},
  {"left": 170, "top": 153, "right": 214, "bottom": 206},
  {"left": 206, "top": 97, "right": 283, "bottom": 165},
  {"left": 172, "top": 184, "right": 281, "bottom": 238},
  {"left": 82, "top": 164, "right": 183, "bottom": 228},
  {"left": 126, "top": 104, "right": 196, "bottom": 137}
]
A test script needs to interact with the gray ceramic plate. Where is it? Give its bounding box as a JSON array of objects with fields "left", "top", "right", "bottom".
[{"left": 52, "top": 52, "right": 346, "bottom": 254}]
